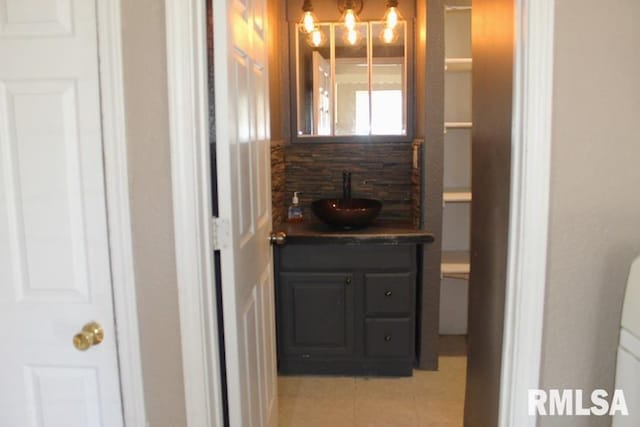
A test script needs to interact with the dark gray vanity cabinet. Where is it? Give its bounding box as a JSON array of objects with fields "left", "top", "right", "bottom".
[{"left": 275, "top": 243, "right": 419, "bottom": 376}]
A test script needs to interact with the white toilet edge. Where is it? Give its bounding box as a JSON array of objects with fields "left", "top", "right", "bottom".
[
  {"left": 619, "top": 328, "right": 640, "bottom": 358},
  {"left": 621, "top": 256, "right": 640, "bottom": 337}
]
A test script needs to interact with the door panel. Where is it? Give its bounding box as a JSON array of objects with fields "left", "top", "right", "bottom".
[
  {"left": 259, "top": 262, "right": 277, "bottom": 422},
  {"left": 0, "top": 0, "right": 73, "bottom": 37},
  {"left": 2, "top": 81, "right": 92, "bottom": 303},
  {"left": 213, "top": 0, "right": 277, "bottom": 425},
  {"left": 24, "top": 366, "right": 101, "bottom": 427},
  {"left": 0, "top": 1, "right": 123, "bottom": 426}
]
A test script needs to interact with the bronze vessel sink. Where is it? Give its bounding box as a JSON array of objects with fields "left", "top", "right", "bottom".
[{"left": 311, "top": 198, "right": 382, "bottom": 229}]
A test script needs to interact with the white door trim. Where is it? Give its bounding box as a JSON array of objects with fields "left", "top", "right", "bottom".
[
  {"left": 499, "top": 1, "right": 555, "bottom": 426},
  {"left": 164, "top": 0, "right": 225, "bottom": 426},
  {"left": 96, "top": 1, "right": 148, "bottom": 426}
]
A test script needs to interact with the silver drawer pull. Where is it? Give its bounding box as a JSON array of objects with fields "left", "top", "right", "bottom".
[
  {"left": 384, "top": 290, "right": 392, "bottom": 296},
  {"left": 384, "top": 335, "right": 392, "bottom": 342}
]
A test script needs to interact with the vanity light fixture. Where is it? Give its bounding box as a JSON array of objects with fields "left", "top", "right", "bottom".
[
  {"left": 300, "top": 0, "right": 402, "bottom": 46},
  {"left": 299, "top": 0, "right": 318, "bottom": 34}
]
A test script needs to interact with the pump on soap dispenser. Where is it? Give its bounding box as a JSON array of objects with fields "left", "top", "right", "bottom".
[{"left": 287, "top": 191, "right": 304, "bottom": 223}]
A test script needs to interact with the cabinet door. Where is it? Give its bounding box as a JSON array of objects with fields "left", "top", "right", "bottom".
[{"left": 280, "top": 273, "right": 355, "bottom": 357}]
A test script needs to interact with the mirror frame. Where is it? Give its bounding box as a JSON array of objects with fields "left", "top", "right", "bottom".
[{"left": 288, "top": 20, "right": 414, "bottom": 144}]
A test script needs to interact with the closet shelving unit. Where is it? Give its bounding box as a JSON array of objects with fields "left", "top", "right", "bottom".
[{"left": 440, "top": 1, "right": 472, "bottom": 334}]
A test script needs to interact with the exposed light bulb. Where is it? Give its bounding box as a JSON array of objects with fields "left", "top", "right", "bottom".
[
  {"left": 346, "top": 29, "right": 358, "bottom": 45},
  {"left": 299, "top": 10, "right": 318, "bottom": 34},
  {"left": 382, "top": 1, "right": 403, "bottom": 32},
  {"left": 303, "top": 12, "right": 315, "bottom": 32},
  {"left": 385, "top": 7, "right": 399, "bottom": 29},
  {"left": 344, "top": 9, "right": 357, "bottom": 31},
  {"left": 299, "top": 0, "right": 318, "bottom": 34},
  {"left": 308, "top": 28, "right": 325, "bottom": 47},
  {"left": 382, "top": 27, "right": 395, "bottom": 44}
]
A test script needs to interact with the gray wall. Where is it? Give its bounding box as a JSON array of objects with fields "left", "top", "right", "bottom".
[
  {"left": 120, "top": 1, "right": 187, "bottom": 426},
  {"left": 539, "top": 1, "right": 640, "bottom": 426},
  {"left": 464, "top": 0, "right": 514, "bottom": 425}
]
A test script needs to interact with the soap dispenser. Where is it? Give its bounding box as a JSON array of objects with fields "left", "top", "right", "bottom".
[{"left": 287, "top": 191, "right": 304, "bottom": 223}]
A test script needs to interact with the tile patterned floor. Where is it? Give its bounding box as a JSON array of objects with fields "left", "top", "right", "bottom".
[{"left": 277, "top": 336, "right": 467, "bottom": 427}]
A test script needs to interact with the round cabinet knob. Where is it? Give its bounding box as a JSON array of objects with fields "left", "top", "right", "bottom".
[
  {"left": 384, "top": 335, "right": 392, "bottom": 342},
  {"left": 73, "top": 322, "right": 104, "bottom": 351},
  {"left": 345, "top": 277, "right": 352, "bottom": 285},
  {"left": 384, "top": 290, "right": 393, "bottom": 296}
]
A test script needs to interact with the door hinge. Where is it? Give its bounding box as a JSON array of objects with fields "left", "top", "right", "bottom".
[{"left": 210, "top": 217, "right": 231, "bottom": 251}]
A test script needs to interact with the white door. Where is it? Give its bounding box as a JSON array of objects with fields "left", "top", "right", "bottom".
[
  {"left": 212, "top": 0, "right": 278, "bottom": 426},
  {"left": 0, "top": 1, "right": 123, "bottom": 426}
]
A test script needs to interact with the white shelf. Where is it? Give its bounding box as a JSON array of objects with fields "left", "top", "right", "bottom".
[
  {"left": 445, "top": 58, "right": 472, "bottom": 72},
  {"left": 444, "top": 189, "right": 472, "bottom": 203},
  {"left": 445, "top": 5, "right": 472, "bottom": 12},
  {"left": 442, "top": 250, "right": 470, "bottom": 280}
]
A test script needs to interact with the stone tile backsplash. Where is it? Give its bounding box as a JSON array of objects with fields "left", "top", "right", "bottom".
[{"left": 280, "top": 142, "right": 417, "bottom": 224}]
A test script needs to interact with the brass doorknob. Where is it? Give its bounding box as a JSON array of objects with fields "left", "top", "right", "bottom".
[
  {"left": 269, "top": 231, "right": 287, "bottom": 246},
  {"left": 73, "top": 322, "right": 104, "bottom": 351}
]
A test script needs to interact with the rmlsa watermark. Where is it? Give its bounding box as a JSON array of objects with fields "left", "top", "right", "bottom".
[{"left": 528, "top": 389, "right": 629, "bottom": 416}]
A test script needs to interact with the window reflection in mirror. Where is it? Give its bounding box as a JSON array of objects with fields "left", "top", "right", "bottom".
[
  {"left": 335, "top": 22, "right": 368, "bottom": 135},
  {"left": 371, "top": 21, "right": 406, "bottom": 135},
  {"left": 295, "top": 21, "right": 407, "bottom": 139}
]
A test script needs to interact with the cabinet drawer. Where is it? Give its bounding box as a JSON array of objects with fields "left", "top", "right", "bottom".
[
  {"left": 365, "top": 272, "right": 414, "bottom": 315},
  {"left": 365, "top": 318, "right": 413, "bottom": 358},
  {"left": 279, "top": 244, "right": 415, "bottom": 271}
]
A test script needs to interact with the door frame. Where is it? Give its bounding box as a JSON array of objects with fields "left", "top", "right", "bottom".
[
  {"left": 96, "top": 1, "right": 148, "bottom": 426},
  {"left": 498, "top": 1, "right": 554, "bottom": 426},
  {"left": 164, "top": 0, "right": 225, "bottom": 426},
  {"left": 164, "top": 1, "right": 555, "bottom": 426}
]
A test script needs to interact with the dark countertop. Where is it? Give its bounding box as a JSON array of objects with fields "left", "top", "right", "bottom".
[{"left": 277, "top": 221, "right": 435, "bottom": 245}]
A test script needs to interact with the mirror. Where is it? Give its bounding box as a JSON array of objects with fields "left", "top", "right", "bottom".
[{"left": 294, "top": 21, "right": 408, "bottom": 140}]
